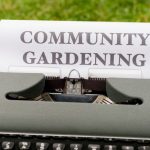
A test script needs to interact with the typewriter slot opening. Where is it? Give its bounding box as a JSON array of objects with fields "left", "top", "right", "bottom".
[{"left": 6, "top": 77, "right": 143, "bottom": 105}]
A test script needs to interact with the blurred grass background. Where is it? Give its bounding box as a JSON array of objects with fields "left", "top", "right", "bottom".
[{"left": 0, "top": 0, "right": 150, "bottom": 22}]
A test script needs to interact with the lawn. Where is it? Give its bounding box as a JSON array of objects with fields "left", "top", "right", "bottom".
[{"left": 0, "top": 0, "right": 150, "bottom": 22}]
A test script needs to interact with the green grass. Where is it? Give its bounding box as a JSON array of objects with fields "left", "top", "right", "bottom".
[{"left": 0, "top": 0, "right": 150, "bottom": 22}]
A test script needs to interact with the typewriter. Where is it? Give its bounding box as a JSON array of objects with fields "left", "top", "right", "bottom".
[{"left": 0, "top": 20, "right": 149, "bottom": 150}]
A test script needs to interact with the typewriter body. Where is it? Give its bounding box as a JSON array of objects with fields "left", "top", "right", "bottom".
[{"left": 0, "top": 20, "right": 150, "bottom": 150}]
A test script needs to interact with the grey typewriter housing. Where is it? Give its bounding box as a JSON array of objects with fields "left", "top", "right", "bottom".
[{"left": 0, "top": 72, "right": 149, "bottom": 140}]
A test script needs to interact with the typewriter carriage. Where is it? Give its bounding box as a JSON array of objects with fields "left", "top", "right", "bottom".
[{"left": 5, "top": 73, "right": 143, "bottom": 105}]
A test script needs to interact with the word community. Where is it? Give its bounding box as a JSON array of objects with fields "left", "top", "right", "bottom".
[{"left": 21, "top": 31, "right": 150, "bottom": 46}]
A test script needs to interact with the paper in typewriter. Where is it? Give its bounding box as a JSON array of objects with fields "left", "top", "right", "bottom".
[{"left": 0, "top": 20, "right": 149, "bottom": 79}]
